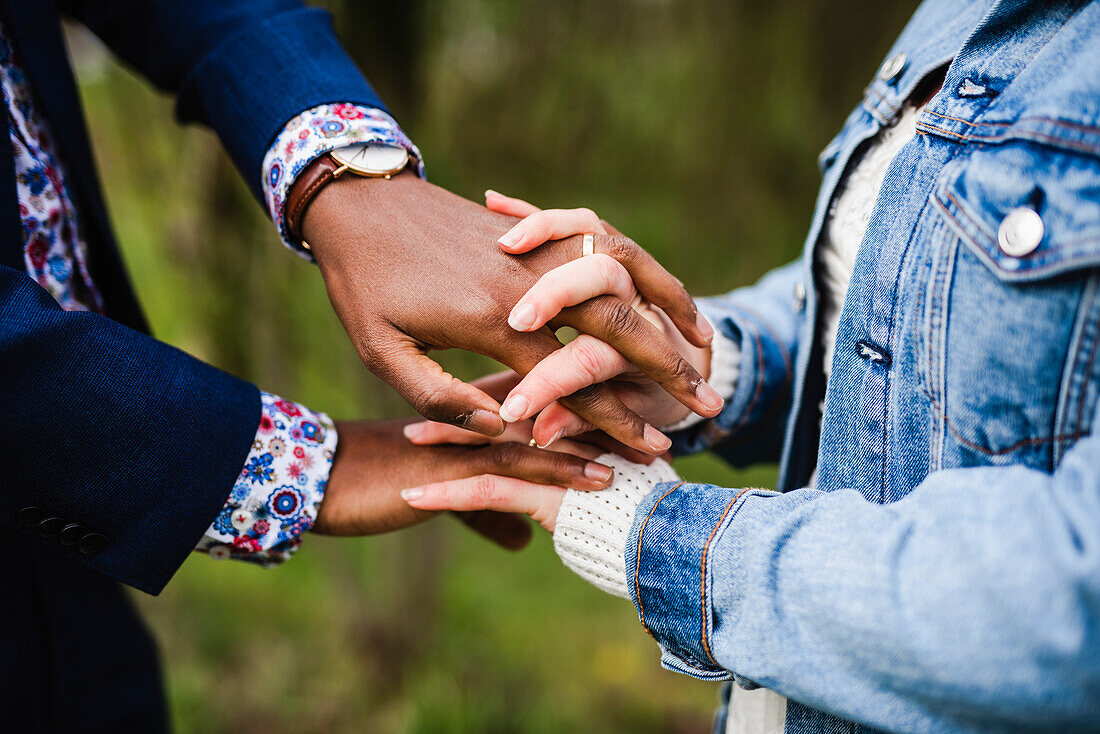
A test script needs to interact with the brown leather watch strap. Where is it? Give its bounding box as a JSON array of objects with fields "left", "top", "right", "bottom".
[{"left": 285, "top": 154, "right": 340, "bottom": 246}]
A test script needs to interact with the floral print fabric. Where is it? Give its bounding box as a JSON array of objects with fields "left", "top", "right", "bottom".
[
  {"left": 261, "top": 102, "right": 423, "bottom": 256},
  {"left": 0, "top": 25, "right": 101, "bottom": 313},
  {"left": 0, "top": 19, "right": 387, "bottom": 567},
  {"left": 196, "top": 392, "right": 337, "bottom": 566}
]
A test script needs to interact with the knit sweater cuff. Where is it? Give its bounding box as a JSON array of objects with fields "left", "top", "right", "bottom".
[{"left": 553, "top": 453, "right": 681, "bottom": 598}]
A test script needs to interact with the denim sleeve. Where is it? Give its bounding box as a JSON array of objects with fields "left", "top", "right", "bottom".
[
  {"left": 671, "top": 259, "right": 805, "bottom": 466},
  {"left": 628, "top": 429, "right": 1100, "bottom": 731}
]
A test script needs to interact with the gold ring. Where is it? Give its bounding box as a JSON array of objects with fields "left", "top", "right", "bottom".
[
  {"left": 528, "top": 438, "right": 538, "bottom": 447},
  {"left": 582, "top": 233, "right": 595, "bottom": 257}
]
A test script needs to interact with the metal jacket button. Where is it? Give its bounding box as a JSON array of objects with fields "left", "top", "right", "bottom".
[
  {"left": 878, "top": 53, "right": 907, "bottom": 82},
  {"left": 998, "top": 207, "right": 1043, "bottom": 257}
]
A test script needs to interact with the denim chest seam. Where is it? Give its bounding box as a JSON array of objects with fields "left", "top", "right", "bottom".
[
  {"left": 921, "top": 214, "right": 958, "bottom": 472},
  {"left": 1054, "top": 274, "right": 1100, "bottom": 467}
]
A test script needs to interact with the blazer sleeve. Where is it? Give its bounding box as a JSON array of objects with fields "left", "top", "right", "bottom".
[
  {"left": 60, "top": 0, "right": 389, "bottom": 201},
  {"left": 1, "top": 265, "right": 260, "bottom": 594}
]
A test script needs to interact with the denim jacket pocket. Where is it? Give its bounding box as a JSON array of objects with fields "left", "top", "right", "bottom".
[{"left": 925, "top": 142, "right": 1100, "bottom": 471}]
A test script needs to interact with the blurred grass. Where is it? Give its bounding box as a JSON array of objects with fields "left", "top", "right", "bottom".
[{"left": 71, "top": 0, "right": 914, "bottom": 731}]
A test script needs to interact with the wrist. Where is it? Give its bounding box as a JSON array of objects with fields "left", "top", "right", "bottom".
[{"left": 301, "top": 169, "right": 422, "bottom": 259}]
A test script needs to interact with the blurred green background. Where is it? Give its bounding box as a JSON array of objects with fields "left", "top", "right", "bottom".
[{"left": 68, "top": 1, "right": 914, "bottom": 731}]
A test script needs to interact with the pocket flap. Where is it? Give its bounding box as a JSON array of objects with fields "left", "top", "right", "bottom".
[{"left": 934, "top": 142, "right": 1100, "bottom": 282}]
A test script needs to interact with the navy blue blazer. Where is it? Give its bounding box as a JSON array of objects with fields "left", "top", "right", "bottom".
[{"left": 0, "top": 1, "right": 388, "bottom": 730}]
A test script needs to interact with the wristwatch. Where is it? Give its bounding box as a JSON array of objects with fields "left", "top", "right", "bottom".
[{"left": 285, "top": 141, "right": 412, "bottom": 249}]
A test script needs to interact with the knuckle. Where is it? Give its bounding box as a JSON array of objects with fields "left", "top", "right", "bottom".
[
  {"left": 603, "top": 234, "right": 637, "bottom": 261},
  {"left": 600, "top": 298, "right": 639, "bottom": 337},
  {"left": 471, "top": 475, "right": 498, "bottom": 505},
  {"left": 564, "top": 383, "right": 605, "bottom": 412},
  {"left": 411, "top": 384, "right": 455, "bottom": 423},
  {"left": 592, "top": 254, "right": 622, "bottom": 285},
  {"left": 575, "top": 207, "right": 600, "bottom": 226},
  {"left": 665, "top": 354, "right": 698, "bottom": 384},
  {"left": 487, "top": 442, "right": 523, "bottom": 471},
  {"left": 570, "top": 338, "right": 610, "bottom": 381}
]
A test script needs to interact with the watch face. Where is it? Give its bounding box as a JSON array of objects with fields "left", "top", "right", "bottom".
[{"left": 331, "top": 143, "right": 410, "bottom": 175}]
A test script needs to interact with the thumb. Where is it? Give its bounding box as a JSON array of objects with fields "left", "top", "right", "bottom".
[{"left": 373, "top": 337, "right": 506, "bottom": 436}]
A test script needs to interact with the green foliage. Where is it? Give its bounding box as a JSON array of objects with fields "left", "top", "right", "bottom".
[{"left": 72, "top": 1, "right": 914, "bottom": 730}]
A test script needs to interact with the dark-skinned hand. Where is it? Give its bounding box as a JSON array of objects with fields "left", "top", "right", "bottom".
[
  {"left": 303, "top": 172, "right": 717, "bottom": 456},
  {"left": 311, "top": 418, "right": 615, "bottom": 549}
]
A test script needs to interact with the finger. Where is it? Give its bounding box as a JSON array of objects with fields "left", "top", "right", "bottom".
[
  {"left": 498, "top": 334, "right": 632, "bottom": 422},
  {"left": 450, "top": 510, "right": 532, "bottom": 551},
  {"left": 405, "top": 408, "right": 605, "bottom": 461},
  {"left": 507, "top": 255, "right": 638, "bottom": 333},
  {"left": 558, "top": 383, "right": 671, "bottom": 455},
  {"left": 574, "top": 430, "right": 659, "bottom": 466},
  {"left": 529, "top": 400, "right": 593, "bottom": 446},
  {"left": 486, "top": 328, "right": 664, "bottom": 456},
  {"left": 586, "top": 234, "right": 713, "bottom": 348},
  {"left": 484, "top": 190, "right": 541, "bottom": 218},
  {"left": 370, "top": 337, "right": 505, "bottom": 436},
  {"left": 404, "top": 418, "right": 534, "bottom": 446},
  {"left": 497, "top": 208, "right": 607, "bottom": 254},
  {"left": 402, "top": 476, "right": 566, "bottom": 532},
  {"left": 544, "top": 437, "right": 605, "bottom": 461},
  {"left": 558, "top": 295, "right": 723, "bottom": 420},
  {"left": 471, "top": 442, "right": 613, "bottom": 490},
  {"left": 528, "top": 405, "right": 656, "bottom": 465}
]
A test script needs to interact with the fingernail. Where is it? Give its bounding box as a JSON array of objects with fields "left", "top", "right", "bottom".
[
  {"left": 499, "top": 393, "right": 529, "bottom": 423},
  {"left": 584, "top": 462, "right": 613, "bottom": 483},
  {"left": 509, "top": 303, "right": 538, "bottom": 331},
  {"left": 498, "top": 228, "right": 522, "bottom": 249},
  {"left": 465, "top": 409, "right": 504, "bottom": 436},
  {"left": 401, "top": 488, "right": 424, "bottom": 501},
  {"left": 644, "top": 424, "right": 672, "bottom": 453},
  {"left": 485, "top": 189, "right": 502, "bottom": 198},
  {"left": 537, "top": 428, "right": 566, "bottom": 449},
  {"left": 402, "top": 423, "right": 424, "bottom": 440},
  {"left": 696, "top": 310, "right": 714, "bottom": 341},
  {"left": 696, "top": 381, "right": 724, "bottom": 413}
]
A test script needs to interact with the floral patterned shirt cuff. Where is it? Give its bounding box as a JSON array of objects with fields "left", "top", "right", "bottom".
[
  {"left": 195, "top": 391, "right": 337, "bottom": 566},
  {"left": 261, "top": 103, "right": 424, "bottom": 257}
]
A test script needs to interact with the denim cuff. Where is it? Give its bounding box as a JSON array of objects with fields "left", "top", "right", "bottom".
[{"left": 626, "top": 480, "right": 760, "bottom": 681}]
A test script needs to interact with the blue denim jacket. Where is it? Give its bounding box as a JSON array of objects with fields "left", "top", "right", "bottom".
[{"left": 628, "top": 1, "right": 1100, "bottom": 731}]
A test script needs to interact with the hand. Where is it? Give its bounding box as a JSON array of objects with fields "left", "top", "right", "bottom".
[
  {"left": 484, "top": 191, "right": 716, "bottom": 445},
  {"left": 403, "top": 370, "right": 662, "bottom": 466},
  {"left": 301, "top": 172, "right": 716, "bottom": 455},
  {"left": 311, "top": 418, "right": 614, "bottom": 548},
  {"left": 403, "top": 470, "right": 568, "bottom": 534}
]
